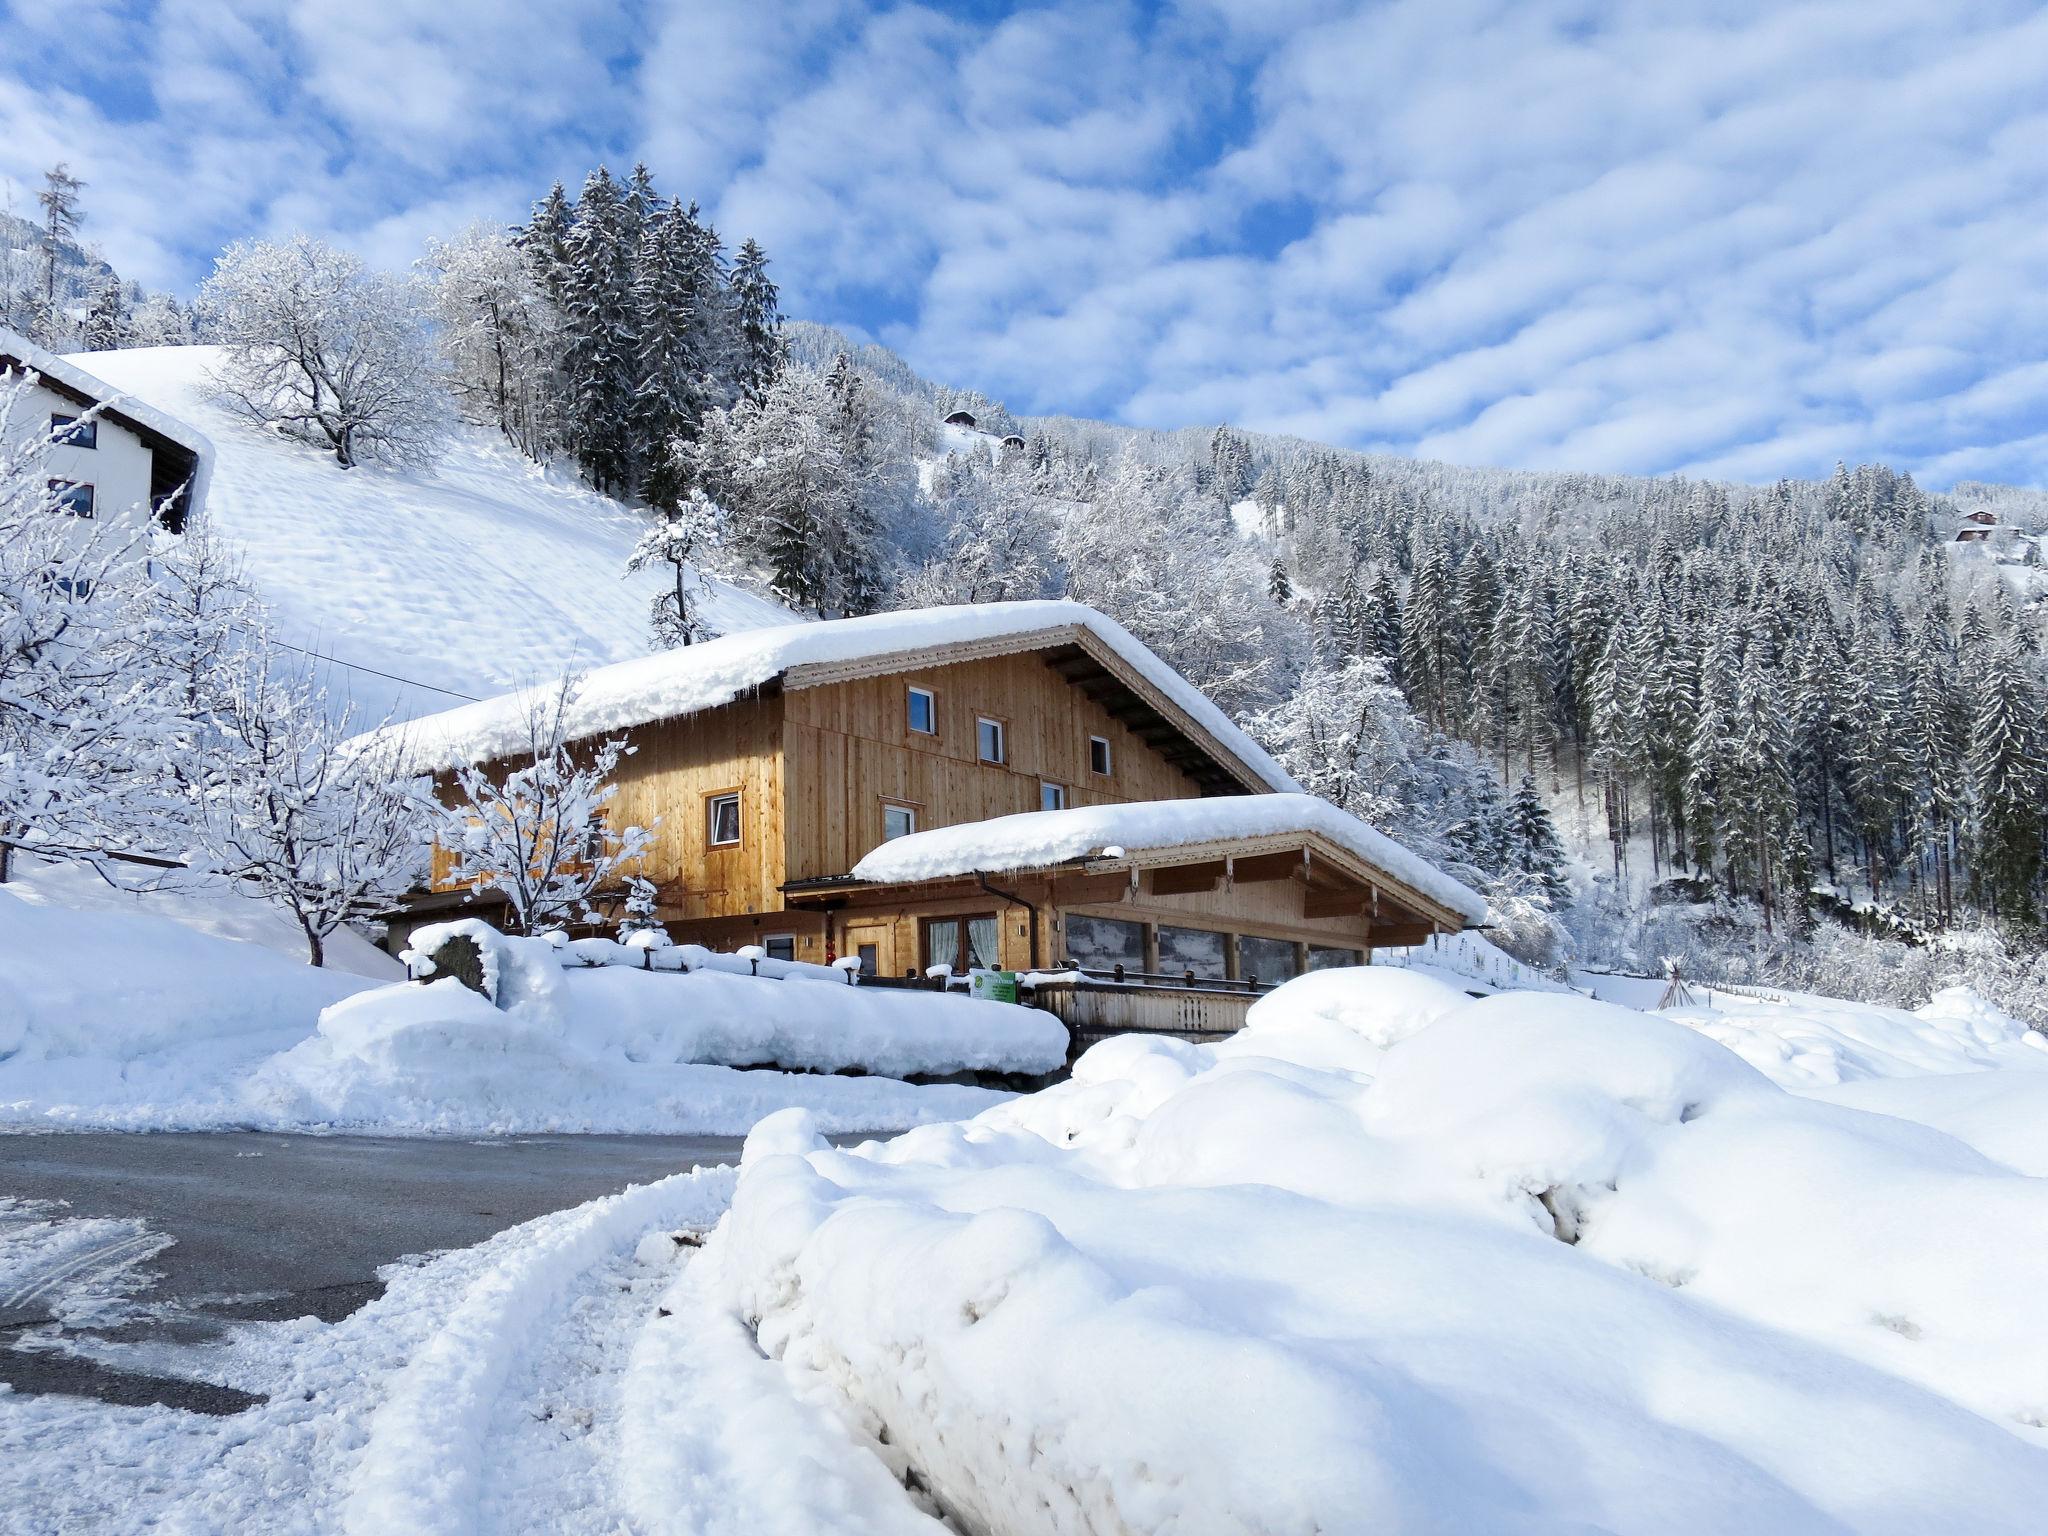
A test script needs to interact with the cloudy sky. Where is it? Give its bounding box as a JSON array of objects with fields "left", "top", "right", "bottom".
[{"left": 5, "top": 0, "right": 2047, "bottom": 488}]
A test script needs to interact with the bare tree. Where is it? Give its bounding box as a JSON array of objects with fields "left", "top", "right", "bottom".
[
  {"left": 429, "top": 677, "right": 655, "bottom": 934},
  {"left": 36, "top": 164, "right": 84, "bottom": 342},
  {"left": 200, "top": 235, "right": 448, "bottom": 469},
  {"left": 192, "top": 662, "right": 429, "bottom": 967}
]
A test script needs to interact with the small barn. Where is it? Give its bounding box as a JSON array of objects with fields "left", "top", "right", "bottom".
[
  {"left": 1001, "top": 434, "right": 1026, "bottom": 450},
  {"left": 943, "top": 410, "right": 977, "bottom": 429},
  {"left": 1965, "top": 510, "right": 1999, "bottom": 526}
]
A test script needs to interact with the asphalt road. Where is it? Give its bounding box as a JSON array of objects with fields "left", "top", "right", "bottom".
[{"left": 0, "top": 1131, "right": 752, "bottom": 1412}]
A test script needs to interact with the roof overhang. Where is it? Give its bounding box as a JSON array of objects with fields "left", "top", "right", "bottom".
[{"left": 783, "top": 825, "right": 1475, "bottom": 940}]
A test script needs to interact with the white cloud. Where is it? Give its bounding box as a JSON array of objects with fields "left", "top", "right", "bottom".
[{"left": 7, "top": 0, "right": 2048, "bottom": 488}]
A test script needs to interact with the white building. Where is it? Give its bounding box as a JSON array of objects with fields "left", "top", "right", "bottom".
[{"left": 1, "top": 326, "right": 209, "bottom": 537}]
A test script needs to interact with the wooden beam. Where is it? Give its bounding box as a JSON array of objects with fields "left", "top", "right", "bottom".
[
  {"left": 1232, "top": 851, "right": 1304, "bottom": 884},
  {"left": 1304, "top": 891, "right": 1369, "bottom": 920},
  {"left": 1148, "top": 861, "right": 1227, "bottom": 896},
  {"left": 1368, "top": 920, "right": 1436, "bottom": 947}
]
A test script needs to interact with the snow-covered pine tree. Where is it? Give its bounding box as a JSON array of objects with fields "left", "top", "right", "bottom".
[
  {"left": 1505, "top": 774, "right": 1571, "bottom": 908},
  {"left": 728, "top": 238, "right": 785, "bottom": 404},
  {"left": 1967, "top": 635, "right": 2047, "bottom": 927},
  {"left": 559, "top": 168, "right": 641, "bottom": 495}
]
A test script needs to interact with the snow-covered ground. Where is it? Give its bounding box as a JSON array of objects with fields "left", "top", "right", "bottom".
[
  {"left": 70, "top": 345, "right": 794, "bottom": 722},
  {"left": 0, "top": 861, "right": 1043, "bottom": 1134},
  {"left": 13, "top": 961, "right": 2048, "bottom": 1533}
]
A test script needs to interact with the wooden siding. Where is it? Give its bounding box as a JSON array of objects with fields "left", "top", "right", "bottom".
[{"left": 780, "top": 650, "right": 1207, "bottom": 882}]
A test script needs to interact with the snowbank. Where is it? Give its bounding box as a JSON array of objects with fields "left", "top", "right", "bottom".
[
  {"left": 0, "top": 871, "right": 1043, "bottom": 1134},
  {"left": 849, "top": 791, "right": 1488, "bottom": 925},
  {"left": 702, "top": 968, "right": 2048, "bottom": 1534},
  {"left": 1660, "top": 982, "right": 2048, "bottom": 1087},
  {"left": 0, "top": 873, "right": 378, "bottom": 1128}
]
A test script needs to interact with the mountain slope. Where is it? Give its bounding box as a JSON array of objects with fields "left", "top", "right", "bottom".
[{"left": 71, "top": 345, "right": 795, "bottom": 722}]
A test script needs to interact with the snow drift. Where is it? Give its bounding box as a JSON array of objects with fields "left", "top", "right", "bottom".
[
  {"left": 0, "top": 870, "right": 1049, "bottom": 1134},
  {"left": 703, "top": 965, "right": 2048, "bottom": 1534}
]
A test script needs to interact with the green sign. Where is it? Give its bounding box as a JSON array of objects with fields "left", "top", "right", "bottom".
[{"left": 969, "top": 968, "right": 1019, "bottom": 1004}]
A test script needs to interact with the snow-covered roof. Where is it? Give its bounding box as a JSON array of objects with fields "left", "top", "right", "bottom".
[
  {"left": 370, "top": 600, "right": 1302, "bottom": 793},
  {"left": 1, "top": 327, "right": 213, "bottom": 468},
  {"left": 848, "top": 793, "right": 1490, "bottom": 925}
]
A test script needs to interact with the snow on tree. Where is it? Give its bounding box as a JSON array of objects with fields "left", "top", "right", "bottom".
[
  {"left": 0, "top": 380, "right": 179, "bottom": 881},
  {"left": 558, "top": 167, "right": 643, "bottom": 495},
  {"left": 626, "top": 490, "right": 721, "bottom": 648},
  {"left": 421, "top": 222, "right": 559, "bottom": 460},
  {"left": 35, "top": 164, "right": 84, "bottom": 341},
  {"left": 200, "top": 235, "right": 448, "bottom": 469},
  {"left": 187, "top": 662, "right": 428, "bottom": 967},
  {"left": 429, "top": 677, "right": 656, "bottom": 935},
  {"left": 1968, "top": 635, "right": 2046, "bottom": 926},
  {"left": 1504, "top": 774, "right": 1572, "bottom": 909},
  {"left": 728, "top": 238, "right": 785, "bottom": 403},
  {"left": 616, "top": 874, "right": 668, "bottom": 944}
]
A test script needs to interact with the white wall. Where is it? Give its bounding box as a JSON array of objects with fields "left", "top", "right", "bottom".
[{"left": 5, "top": 374, "right": 160, "bottom": 538}]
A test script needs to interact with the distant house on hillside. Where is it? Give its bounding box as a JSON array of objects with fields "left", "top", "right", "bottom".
[
  {"left": 1001, "top": 433, "right": 1027, "bottom": 450},
  {"left": 1956, "top": 526, "right": 1993, "bottom": 543},
  {"left": 1, "top": 327, "right": 207, "bottom": 535},
  {"left": 943, "top": 410, "right": 977, "bottom": 429},
  {"left": 1965, "top": 510, "right": 1999, "bottom": 525},
  {"left": 378, "top": 602, "right": 1485, "bottom": 1035}
]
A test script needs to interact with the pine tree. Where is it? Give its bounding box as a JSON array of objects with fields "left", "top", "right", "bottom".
[
  {"left": 1505, "top": 774, "right": 1571, "bottom": 907},
  {"left": 728, "top": 238, "right": 785, "bottom": 403},
  {"left": 559, "top": 168, "right": 640, "bottom": 495},
  {"left": 35, "top": 163, "right": 85, "bottom": 343},
  {"left": 1968, "top": 636, "right": 2047, "bottom": 927}
]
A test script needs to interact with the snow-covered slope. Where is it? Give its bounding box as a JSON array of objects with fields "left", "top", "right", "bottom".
[{"left": 68, "top": 346, "right": 794, "bottom": 722}]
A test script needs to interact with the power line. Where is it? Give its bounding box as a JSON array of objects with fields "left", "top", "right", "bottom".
[{"left": 237, "top": 629, "right": 483, "bottom": 704}]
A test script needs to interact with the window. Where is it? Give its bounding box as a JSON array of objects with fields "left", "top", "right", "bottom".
[
  {"left": 1308, "top": 946, "right": 1364, "bottom": 972},
  {"left": 1158, "top": 924, "right": 1227, "bottom": 980},
  {"left": 1064, "top": 913, "right": 1144, "bottom": 971},
  {"left": 925, "top": 913, "right": 999, "bottom": 973},
  {"left": 856, "top": 941, "right": 880, "bottom": 978},
  {"left": 883, "top": 802, "right": 918, "bottom": 841},
  {"left": 706, "top": 791, "right": 741, "bottom": 846},
  {"left": 907, "top": 685, "right": 936, "bottom": 735},
  {"left": 49, "top": 480, "right": 94, "bottom": 518},
  {"left": 50, "top": 414, "right": 96, "bottom": 449},
  {"left": 1236, "top": 934, "right": 1299, "bottom": 986},
  {"left": 764, "top": 934, "right": 796, "bottom": 962},
  {"left": 50, "top": 575, "right": 94, "bottom": 600},
  {"left": 1089, "top": 735, "right": 1113, "bottom": 776},
  {"left": 977, "top": 716, "right": 1005, "bottom": 764},
  {"left": 1040, "top": 781, "right": 1066, "bottom": 812}
]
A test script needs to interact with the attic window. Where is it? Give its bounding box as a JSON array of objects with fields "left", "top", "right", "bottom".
[
  {"left": 707, "top": 791, "right": 741, "bottom": 847},
  {"left": 1089, "top": 735, "right": 1112, "bottom": 776},
  {"left": 50, "top": 414, "right": 96, "bottom": 449},
  {"left": 907, "top": 685, "right": 935, "bottom": 736}
]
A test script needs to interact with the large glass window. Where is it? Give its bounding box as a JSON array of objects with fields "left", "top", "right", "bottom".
[
  {"left": 1065, "top": 913, "right": 1144, "bottom": 971},
  {"left": 1158, "top": 924, "right": 1227, "bottom": 980},
  {"left": 1308, "top": 946, "right": 1364, "bottom": 971},
  {"left": 707, "top": 792, "right": 741, "bottom": 846},
  {"left": 1236, "top": 934, "right": 1299, "bottom": 986},
  {"left": 926, "top": 913, "right": 1000, "bottom": 972},
  {"left": 907, "top": 686, "right": 935, "bottom": 735}
]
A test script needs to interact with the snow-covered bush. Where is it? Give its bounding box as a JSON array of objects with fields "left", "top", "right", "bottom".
[{"left": 200, "top": 234, "right": 448, "bottom": 469}]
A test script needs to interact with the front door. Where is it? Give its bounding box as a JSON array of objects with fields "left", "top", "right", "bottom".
[{"left": 842, "top": 922, "right": 895, "bottom": 979}]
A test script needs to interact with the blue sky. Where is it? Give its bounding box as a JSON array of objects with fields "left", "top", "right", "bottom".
[{"left": 6, "top": 0, "right": 2048, "bottom": 489}]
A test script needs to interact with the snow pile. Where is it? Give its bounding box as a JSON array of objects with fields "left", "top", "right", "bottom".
[
  {"left": 0, "top": 870, "right": 380, "bottom": 1127},
  {"left": 70, "top": 345, "right": 795, "bottom": 722},
  {"left": 0, "top": 868, "right": 1039, "bottom": 1134},
  {"left": 702, "top": 968, "right": 2048, "bottom": 1534},
  {"left": 848, "top": 791, "right": 1487, "bottom": 923},
  {"left": 1660, "top": 982, "right": 2048, "bottom": 1088},
  {"left": 1379, "top": 926, "right": 1577, "bottom": 994},
  {"left": 362, "top": 599, "right": 1296, "bottom": 787}
]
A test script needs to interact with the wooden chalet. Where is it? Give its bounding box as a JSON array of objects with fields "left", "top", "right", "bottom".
[{"left": 382, "top": 603, "right": 1485, "bottom": 1028}]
